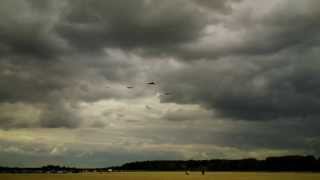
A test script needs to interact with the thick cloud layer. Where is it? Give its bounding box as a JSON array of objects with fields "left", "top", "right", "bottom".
[
  {"left": 58, "top": 0, "right": 207, "bottom": 51},
  {"left": 155, "top": 0, "right": 320, "bottom": 121},
  {"left": 158, "top": 49, "right": 320, "bottom": 120},
  {"left": 0, "top": 0, "right": 320, "bottom": 167}
]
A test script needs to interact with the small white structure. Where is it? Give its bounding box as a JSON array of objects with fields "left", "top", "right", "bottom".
[{"left": 107, "top": 169, "right": 113, "bottom": 172}]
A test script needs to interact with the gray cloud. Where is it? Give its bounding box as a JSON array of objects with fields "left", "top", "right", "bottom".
[
  {"left": 163, "top": 108, "right": 212, "bottom": 122},
  {"left": 154, "top": 0, "right": 320, "bottom": 121},
  {"left": 0, "top": 51, "right": 148, "bottom": 129},
  {"left": 39, "top": 101, "right": 81, "bottom": 128},
  {"left": 0, "top": 0, "right": 69, "bottom": 59},
  {"left": 0, "top": 0, "right": 320, "bottom": 167},
  {"left": 158, "top": 48, "right": 320, "bottom": 121},
  {"left": 191, "top": 0, "right": 242, "bottom": 14},
  {"left": 56, "top": 0, "right": 207, "bottom": 52},
  {"left": 167, "top": 0, "right": 320, "bottom": 60}
]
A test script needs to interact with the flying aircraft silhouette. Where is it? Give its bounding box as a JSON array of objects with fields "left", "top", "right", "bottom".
[{"left": 146, "top": 82, "right": 156, "bottom": 85}]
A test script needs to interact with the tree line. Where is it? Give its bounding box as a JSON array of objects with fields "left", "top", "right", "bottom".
[
  {"left": 1, "top": 155, "right": 320, "bottom": 173},
  {"left": 112, "top": 155, "right": 320, "bottom": 172}
]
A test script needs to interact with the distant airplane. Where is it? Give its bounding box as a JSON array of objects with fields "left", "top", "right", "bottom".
[
  {"left": 127, "top": 86, "right": 134, "bottom": 89},
  {"left": 146, "top": 82, "right": 156, "bottom": 85},
  {"left": 164, "top": 93, "right": 171, "bottom": 95}
]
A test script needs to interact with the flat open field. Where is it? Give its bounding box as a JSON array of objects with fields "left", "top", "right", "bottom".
[{"left": 1, "top": 172, "right": 320, "bottom": 180}]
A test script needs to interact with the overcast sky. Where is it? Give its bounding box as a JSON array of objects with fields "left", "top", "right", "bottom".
[{"left": 0, "top": 0, "right": 320, "bottom": 168}]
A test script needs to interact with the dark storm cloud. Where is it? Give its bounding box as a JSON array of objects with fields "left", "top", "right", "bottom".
[
  {"left": 1, "top": 0, "right": 320, "bottom": 168},
  {"left": 154, "top": 0, "right": 320, "bottom": 121},
  {"left": 0, "top": 56, "right": 80, "bottom": 129},
  {"left": 158, "top": 48, "right": 320, "bottom": 121},
  {"left": 0, "top": 59, "right": 72, "bottom": 103},
  {"left": 0, "top": 0, "right": 69, "bottom": 59},
  {"left": 169, "top": 0, "right": 320, "bottom": 60},
  {"left": 56, "top": 0, "right": 207, "bottom": 52},
  {"left": 0, "top": 0, "right": 245, "bottom": 61},
  {"left": 0, "top": 0, "right": 211, "bottom": 106},
  {"left": 39, "top": 101, "right": 82, "bottom": 128},
  {"left": 0, "top": 0, "right": 245, "bottom": 130},
  {"left": 4, "top": 0, "right": 318, "bottom": 61},
  {"left": 191, "top": 0, "right": 242, "bottom": 14},
  {"left": 0, "top": 52, "right": 146, "bottom": 129},
  {"left": 0, "top": 0, "right": 320, "bottom": 163},
  {"left": 2, "top": 0, "right": 241, "bottom": 60}
]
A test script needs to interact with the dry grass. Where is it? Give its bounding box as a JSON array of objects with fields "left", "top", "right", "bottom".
[{"left": 1, "top": 172, "right": 320, "bottom": 180}]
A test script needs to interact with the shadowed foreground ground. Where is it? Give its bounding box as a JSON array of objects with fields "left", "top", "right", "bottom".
[{"left": 1, "top": 172, "right": 320, "bottom": 180}]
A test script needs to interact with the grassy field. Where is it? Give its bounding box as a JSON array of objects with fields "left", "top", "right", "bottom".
[{"left": 1, "top": 172, "right": 320, "bottom": 180}]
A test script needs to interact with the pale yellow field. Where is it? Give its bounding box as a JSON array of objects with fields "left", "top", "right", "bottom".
[{"left": 1, "top": 172, "right": 320, "bottom": 180}]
